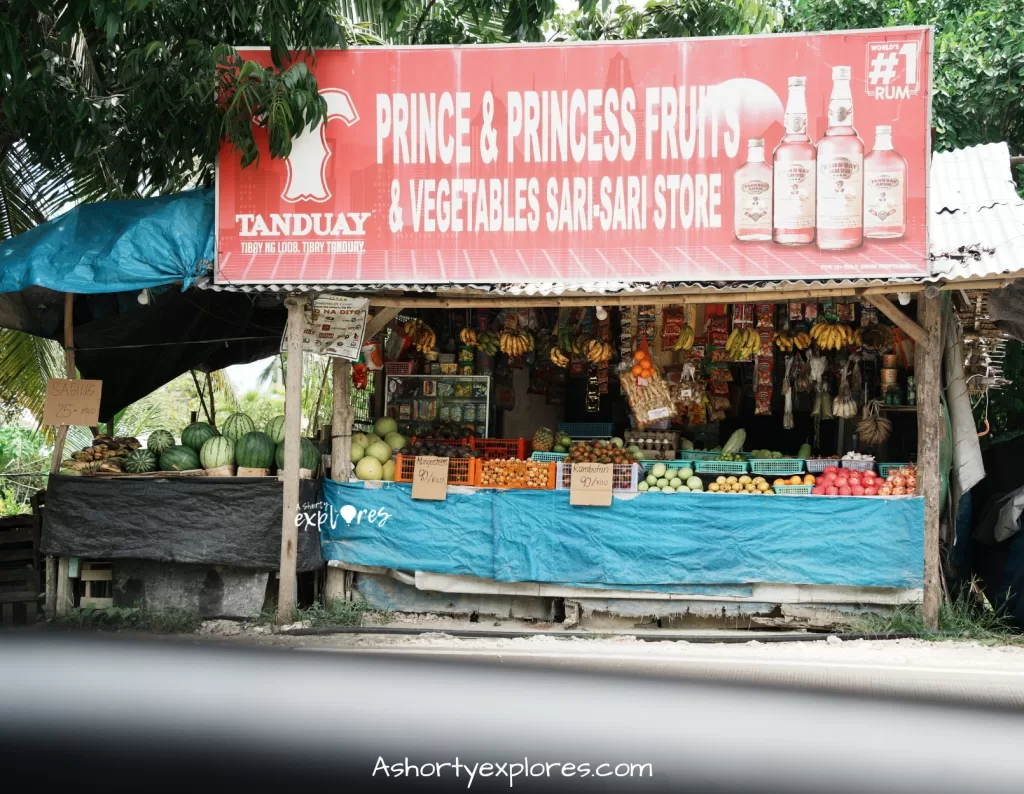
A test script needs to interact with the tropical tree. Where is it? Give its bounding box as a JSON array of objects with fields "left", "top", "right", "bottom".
[{"left": 551, "top": 0, "right": 780, "bottom": 40}]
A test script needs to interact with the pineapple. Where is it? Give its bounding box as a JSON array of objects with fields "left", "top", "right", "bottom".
[{"left": 532, "top": 427, "right": 554, "bottom": 453}]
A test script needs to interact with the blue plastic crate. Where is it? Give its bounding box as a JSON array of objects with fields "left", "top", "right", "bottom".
[
  {"left": 530, "top": 451, "right": 568, "bottom": 463},
  {"left": 640, "top": 460, "right": 696, "bottom": 476},
  {"left": 695, "top": 459, "right": 749, "bottom": 475},
  {"left": 557, "top": 423, "right": 614, "bottom": 439},
  {"left": 749, "top": 458, "right": 805, "bottom": 476},
  {"left": 774, "top": 484, "right": 815, "bottom": 496}
]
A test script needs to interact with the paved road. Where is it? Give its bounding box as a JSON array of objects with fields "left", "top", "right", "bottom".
[{"left": 295, "top": 635, "right": 1024, "bottom": 708}]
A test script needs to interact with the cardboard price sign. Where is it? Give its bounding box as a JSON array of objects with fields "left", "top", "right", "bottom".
[
  {"left": 44, "top": 379, "right": 102, "bottom": 426},
  {"left": 569, "top": 462, "right": 614, "bottom": 507},
  {"left": 412, "top": 456, "right": 450, "bottom": 501}
]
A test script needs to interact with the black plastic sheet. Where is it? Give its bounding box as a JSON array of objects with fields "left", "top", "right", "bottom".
[{"left": 41, "top": 476, "right": 322, "bottom": 571}]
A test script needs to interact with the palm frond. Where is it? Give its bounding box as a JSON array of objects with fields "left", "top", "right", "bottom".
[{"left": 0, "top": 329, "right": 65, "bottom": 431}]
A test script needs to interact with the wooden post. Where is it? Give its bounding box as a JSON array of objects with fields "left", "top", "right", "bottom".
[
  {"left": 325, "top": 357, "right": 354, "bottom": 604},
  {"left": 917, "top": 292, "right": 942, "bottom": 630},
  {"left": 47, "top": 293, "right": 76, "bottom": 616},
  {"left": 277, "top": 295, "right": 307, "bottom": 624}
]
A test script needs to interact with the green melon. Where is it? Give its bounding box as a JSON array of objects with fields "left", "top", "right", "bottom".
[
  {"left": 199, "top": 436, "right": 235, "bottom": 470},
  {"left": 221, "top": 413, "right": 256, "bottom": 442},
  {"left": 181, "top": 422, "right": 218, "bottom": 451},
  {"left": 265, "top": 415, "right": 286, "bottom": 444},
  {"left": 235, "top": 431, "right": 275, "bottom": 468},
  {"left": 159, "top": 445, "right": 201, "bottom": 472},
  {"left": 125, "top": 448, "right": 158, "bottom": 474},
  {"left": 147, "top": 429, "right": 175, "bottom": 455},
  {"left": 275, "top": 438, "right": 321, "bottom": 474}
]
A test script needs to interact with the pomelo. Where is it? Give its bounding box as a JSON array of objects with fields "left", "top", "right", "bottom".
[
  {"left": 355, "top": 457, "right": 383, "bottom": 480},
  {"left": 367, "top": 440, "right": 392, "bottom": 464},
  {"left": 374, "top": 417, "right": 399, "bottom": 437}
]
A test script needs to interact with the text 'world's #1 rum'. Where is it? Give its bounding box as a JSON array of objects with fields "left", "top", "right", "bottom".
[
  {"left": 816, "top": 65, "right": 864, "bottom": 250},
  {"left": 772, "top": 77, "right": 816, "bottom": 245},
  {"left": 864, "top": 125, "right": 907, "bottom": 239},
  {"left": 734, "top": 138, "right": 773, "bottom": 241}
]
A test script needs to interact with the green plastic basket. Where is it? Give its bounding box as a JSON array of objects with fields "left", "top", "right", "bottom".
[
  {"left": 877, "top": 462, "right": 909, "bottom": 477},
  {"left": 530, "top": 451, "right": 568, "bottom": 463},
  {"left": 773, "top": 484, "right": 814, "bottom": 496},
  {"left": 696, "top": 460, "right": 749, "bottom": 475},
  {"left": 641, "top": 460, "right": 696, "bottom": 476},
  {"left": 749, "top": 458, "right": 805, "bottom": 476},
  {"left": 689, "top": 450, "right": 751, "bottom": 461}
]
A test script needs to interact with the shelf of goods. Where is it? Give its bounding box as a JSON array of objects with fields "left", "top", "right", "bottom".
[
  {"left": 384, "top": 374, "right": 491, "bottom": 437},
  {"left": 555, "top": 462, "right": 640, "bottom": 493}
]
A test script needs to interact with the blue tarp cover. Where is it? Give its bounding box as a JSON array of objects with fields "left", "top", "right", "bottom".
[
  {"left": 321, "top": 481, "right": 924, "bottom": 590},
  {"left": 0, "top": 190, "right": 213, "bottom": 295}
]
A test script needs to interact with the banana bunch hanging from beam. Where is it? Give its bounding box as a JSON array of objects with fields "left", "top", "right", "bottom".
[
  {"left": 793, "top": 331, "right": 812, "bottom": 350},
  {"left": 477, "top": 331, "right": 500, "bottom": 355},
  {"left": 403, "top": 318, "right": 437, "bottom": 352},
  {"left": 810, "top": 321, "right": 854, "bottom": 351},
  {"left": 586, "top": 339, "right": 615, "bottom": 364},
  {"left": 774, "top": 331, "right": 795, "bottom": 352},
  {"left": 459, "top": 327, "right": 478, "bottom": 347},
  {"left": 671, "top": 325, "right": 695, "bottom": 351},
  {"left": 499, "top": 329, "right": 535, "bottom": 357},
  {"left": 726, "top": 326, "right": 760, "bottom": 360},
  {"left": 549, "top": 347, "right": 570, "bottom": 368}
]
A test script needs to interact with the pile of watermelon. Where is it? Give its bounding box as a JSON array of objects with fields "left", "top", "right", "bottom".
[{"left": 135, "top": 413, "right": 321, "bottom": 477}]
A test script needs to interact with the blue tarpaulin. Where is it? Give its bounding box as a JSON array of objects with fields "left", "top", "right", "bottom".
[
  {"left": 321, "top": 480, "right": 925, "bottom": 590},
  {"left": 0, "top": 189, "right": 213, "bottom": 295}
]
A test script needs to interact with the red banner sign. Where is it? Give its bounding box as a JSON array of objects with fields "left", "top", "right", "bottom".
[{"left": 216, "top": 28, "right": 931, "bottom": 285}]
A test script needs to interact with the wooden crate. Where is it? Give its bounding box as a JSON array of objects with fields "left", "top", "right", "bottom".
[
  {"left": 0, "top": 513, "right": 40, "bottom": 625},
  {"left": 79, "top": 562, "right": 113, "bottom": 609}
]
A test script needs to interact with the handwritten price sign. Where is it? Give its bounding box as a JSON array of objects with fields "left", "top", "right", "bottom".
[
  {"left": 569, "top": 462, "right": 614, "bottom": 507},
  {"left": 44, "top": 379, "right": 102, "bottom": 426},
  {"left": 412, "top": 456, "right": 449, "bottom": 501}
]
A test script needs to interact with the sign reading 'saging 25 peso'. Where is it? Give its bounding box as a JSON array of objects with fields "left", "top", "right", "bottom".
[{"left": 215, "top": 29, "right": 931, "bottom": 285}]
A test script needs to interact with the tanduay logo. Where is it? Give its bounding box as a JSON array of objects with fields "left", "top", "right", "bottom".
[
  {"left": 822, "top": 157, "right": 859, "bottom": 180},
  {"left": 869, "top": 175, "right": 900, "bottom": 191},
  {"left": 282, "top": 88, "right": 359, "bottom": 203},
  {"left": 743, "top": 180, "right": 771, "bottom": 196}
]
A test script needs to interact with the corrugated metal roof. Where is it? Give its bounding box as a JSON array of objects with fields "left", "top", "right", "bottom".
[
  {"left": 930, "top": 142, "right": 1024, "bottom": 279},
  {"left": 199, "top": 142, "right": 1024, "bottom": 296}
]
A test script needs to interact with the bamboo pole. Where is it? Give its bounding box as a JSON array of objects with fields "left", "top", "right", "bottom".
[
  {"left": 277, "top": 295, "right": 307, "bottom": 624},
  {"left": 917, "top": 292, "right": 943, "bottom": 630}
]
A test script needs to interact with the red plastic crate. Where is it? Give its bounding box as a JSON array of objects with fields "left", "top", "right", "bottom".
[
  {"left": 470, "top": 437, "right": 527, "bottom": 461},
  {"left": 475, "top": 459, "right": 556, "bottom": 489},
  {"left": 394, "top": 454, "right": 478, "bottom": 486}
]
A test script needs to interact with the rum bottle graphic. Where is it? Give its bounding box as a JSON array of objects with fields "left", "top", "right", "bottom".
[
  {"left": 864, "top": 125, "right": 907, "bottom": 239},
  {"left": 734, "top": 138, "right": 773, "bottom": 241},
  {"left": 816, "top": 65, "right": 864, "bottom": 250},
  {"left": 772, "top": 77, "right": 816, "bottom": 245}
]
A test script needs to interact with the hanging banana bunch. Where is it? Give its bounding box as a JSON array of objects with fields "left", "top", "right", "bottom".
[
  {"left": 793, "top": 331, "right": 812, "bottom": 350},
  {"left": 476, "top": 331, "right": 500, "bottom": 355},
  {"left": 499, "top": 329, "right": 535, "bottom": 357},
  {"left": 809, "top": 321, "right": 854, "bottom": 351},
  {"left": 774, "top": 331, "right": 795, "bottom": 352},
  {"left": 549, "top": 347, "right": 570, "bottom": 368},
  {"left": 459, "top": 327, "right": 478, "bottom": 347},
  {"left": 671, "top": 325, "right": 695, "bottom": 351},
  {"left": 404, "top": 319, "right": 437, "bottom": 352},
  {"left": 725, "top": 327, "right": 760, "bottom": 360},
  {"left": 585, "top": 339, "right": 615, "bottom": 364}
]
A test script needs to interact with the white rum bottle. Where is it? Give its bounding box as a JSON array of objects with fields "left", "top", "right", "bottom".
[
  {"left": 864, "top": 125, "right": 907, "bottom": 239},
  {"left": 734, "top": 138, "right": 772, "bottom": 241},
  {"left": 816, "top": 66, "right": 864, "bottom": 250},
  {"left": 772, "top": 77, "right": 816, "bottom": 245}
]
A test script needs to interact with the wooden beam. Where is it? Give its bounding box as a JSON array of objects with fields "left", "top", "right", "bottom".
[
  {"left": 325, "top": 356, "right": 354, "bottom": 604},
  {"left": 277, "top": 295, "right": 306, "bottom": 624},
  {"left": 364, "top": 307, "right": 402, "bottom": 340},
  {"left": 864, "top": 294, "right": 927, "bottom": 345},
  {"left": 917, "top": 292, "right": 942, "bottom": 631}
]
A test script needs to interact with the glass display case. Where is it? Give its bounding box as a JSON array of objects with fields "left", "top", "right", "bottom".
[{"left": 384, "top": 375, "right": 491, "bottom": 438}]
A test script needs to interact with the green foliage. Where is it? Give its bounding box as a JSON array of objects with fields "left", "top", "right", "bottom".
[
  {"left": 254, "top": 597, "right": 383, "bottom": 628},
  {"left": 852, "top": 589, "right": 1021, "bottom": 642},
  {"left": 784, "top": 0, "right": 1024, "bottom": 163},
  {"left": 54, "top": 605, "right": 205, "bottom": 634},
  {"left": 0, "top": 425, "right": 49, "bottom": 508},
  {"left": 552, "top": 0, "right": 780, "bottom": 40},
  {"left": 977, "top": 341, "right": 1024, "bottom": 446}
]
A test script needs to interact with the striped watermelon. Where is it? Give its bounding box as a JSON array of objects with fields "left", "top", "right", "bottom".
[
  {"left": 275, "top": 438, "right": 321, "bottom": 474},
  {"left": 181, "top": 422, "right": 218, "bottom": 451},
  {"left": 159, "top": 445, "right": 201, "bottom": 472},
  {"left": 147, "top": 429, "right": 175, "bottom": 454},
  {"left": 200, "top": 436, "right": 235, "bottom": 469},
  {"left": 265, "top": 415, "right": 286, "bottom": 444},
  {"left": 125, "top": 449, "right": 158, "bottom": 474},
  {"left": 235, "top": 431, "right": 275, "bottom": 468},
  {"left": 222, "top": 413, "right": 256, "bottom": 442}
]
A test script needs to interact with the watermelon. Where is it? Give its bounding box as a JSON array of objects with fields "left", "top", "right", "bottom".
[
  {"left": 265, "top": 415, "right": 286, "bottom": 444},
  {"left": 125, "top": 448, "right": 158, "bottom": 474},
  {"left": 159, "top": 445, "right": 201, "bottom": 472},
  {"left": 200, "top": 436, "right": 235, "bottom": 469},
  {"left": 222, "top": 413, "right": 256, "bottom": 442},
  {"left": 235, "top": 431, "right": 275, "bottom": 468},
  {"left": 147, "top": 429, "right": 175, "bottom": 454},
  {"left": 181, "top": 422, "right": 218, "bottom": 451},
  {"left": 275, "top": 438, "right": 321, "bottom": 474}
]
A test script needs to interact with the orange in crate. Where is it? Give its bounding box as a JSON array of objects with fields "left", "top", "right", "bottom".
[
  {"left": 395, "top": 454, "right": 478, "bottom": 486},
  {"left": 469, "top": 437, "right": 527, "bottom": 461},
  {"left": 475, "top": 459, "right": 555, "bottom": 489}
]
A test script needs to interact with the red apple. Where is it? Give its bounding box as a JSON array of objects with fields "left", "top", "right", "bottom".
[
  {"left": 864, "top": 486, "right": 878, "bottom": 496},
  {"left": 826, "top": 485, "right": 839, "bottom": 496},
  {"left": 851, "top": 485, "right": 865, "bottom": 496},
  {"left": 824, "top": 466, "right": 839, "bottom": 476},
  {"left": 839, "top": 486, "right": 853, "bottom": 496},
  {"left": 812, "top": 485, "right": 826, "bottom": 495},
  {"left": 834, "top": 477, "right": 848, "bottom": 488},
  {"left": 848, "top": 476, "right": 861, "bottom": 487}
]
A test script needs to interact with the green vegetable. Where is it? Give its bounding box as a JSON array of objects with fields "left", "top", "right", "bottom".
[{"left": 722, "top": 429, "right": 746, "bottom": 455}]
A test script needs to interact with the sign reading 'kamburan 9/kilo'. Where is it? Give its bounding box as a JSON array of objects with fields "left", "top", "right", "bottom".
[{"left": 216, "top": 28, "right": 931, "bottom": 285}]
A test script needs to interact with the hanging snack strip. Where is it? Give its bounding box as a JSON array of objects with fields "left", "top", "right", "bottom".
[{"left": 753, "top": 303, "right": 774, "bottom": 417}]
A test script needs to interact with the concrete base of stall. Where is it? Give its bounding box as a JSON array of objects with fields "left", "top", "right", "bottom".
[
  {"left": 336, "top": 563, "right": 922, "bottom": 632},
  {"left": 113, "top": 560, "right": 269, "bottom": 619}
]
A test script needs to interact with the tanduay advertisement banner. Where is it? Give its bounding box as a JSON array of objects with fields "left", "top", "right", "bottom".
[{"left": 215, "top": 27, "right": 931, "bottom": 285}]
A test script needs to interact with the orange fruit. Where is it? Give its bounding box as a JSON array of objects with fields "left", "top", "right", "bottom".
[
  {"left": 640, "top": 367, "right": 654, "bottom": 379},
  {"left": 803, "top": 474, "right": 816, "bottom": 485},
  {"left": 773, "top": 478, "right": 785, "bottom": 487},
  {"left": 631, "top": 364, "right": 643, "bottom": 376},
  {"left": 634, "top": 349, "right": 648, "bottom": 361},
  {"left": 789, "top": 475, "right": 802, "bottom": 485}
]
